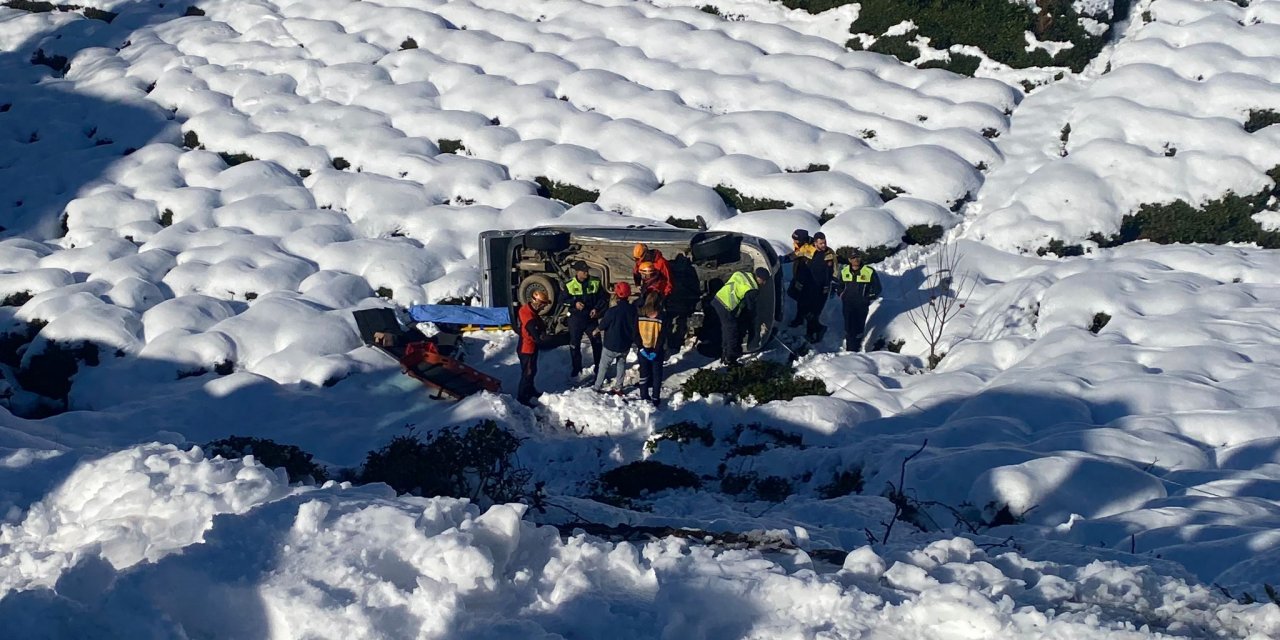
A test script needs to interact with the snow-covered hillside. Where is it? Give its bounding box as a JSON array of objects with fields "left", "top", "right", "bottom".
[{"left": 3, "top": 0, "right": 1280, "bottom": 637}]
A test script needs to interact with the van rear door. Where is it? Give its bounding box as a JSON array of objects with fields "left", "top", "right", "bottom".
[{"left": 479, "top": 231, "right": 519, "bottom": 307}]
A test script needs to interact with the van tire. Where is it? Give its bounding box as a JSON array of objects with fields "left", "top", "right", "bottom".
[
  {"left": 518, "top": 274, "right": 559, "bottom": 311},
  {"left": 524, "top": 229, "right": 571, "bottom": 253},
  {"left": 691, "top": 232, "right": 741, "bottom": 263}
]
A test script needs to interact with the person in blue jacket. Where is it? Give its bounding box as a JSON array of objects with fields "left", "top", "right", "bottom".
[{"left": 593, "top": 282, "right": 638, "bottom": 394}]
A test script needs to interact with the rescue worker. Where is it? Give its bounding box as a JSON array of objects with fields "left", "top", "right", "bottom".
[
  {"left": 564, "top": 260, "right": 606, "bottom": 379},
  {"left": 836, "top": 252, "right": 882, "bottom": 352},
  {"left": 636, "top": 293, "right": 667, "bottom": 406},
  {"left": 637, "top": 260, "right": 671, "bottom": 303},
  {"left": 632, "top": 243, "right": 672, "bottom": 296},
  {"left": 593, "top": 282, "right": 638, "bottom": 394},
  {"left": 711, "top": 267, "right": 771, "bottom": 366},
  {"left": 800, "top": 231, "right": 837, "bottom": 343},
  {"left": 516, "top": 289, "right": 552, "bottom": 407},
  {"left": 784, "top": 229, "right": 816, "bottom": 328}
]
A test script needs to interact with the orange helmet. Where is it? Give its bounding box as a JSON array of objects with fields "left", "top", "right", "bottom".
[
  {"left": 632, "top": 243, "right": 647, "bottom": 260},
  {"left": 638, "top": 261, "right": 655, "bottom": 274},
  {"left": 530, "top": 289, "right": 550, "bottom": 304}
]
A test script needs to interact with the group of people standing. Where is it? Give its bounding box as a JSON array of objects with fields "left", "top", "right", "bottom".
[
  {"left": 514, "top": 233, "right": 882, "bottom": 408},
  {"left": 784, "top": 229, "right": 882, "bottom": 352},
  {"left": 515, "top": 243, "right": 681, "bottom": 408}
]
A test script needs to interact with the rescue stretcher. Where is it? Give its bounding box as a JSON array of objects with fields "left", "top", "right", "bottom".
[{"left": 352, "top": 306, "right": 507, "bottom": 400}]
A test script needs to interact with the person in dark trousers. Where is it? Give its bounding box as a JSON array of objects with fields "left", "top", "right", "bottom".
[
  {"left": 784, "top": 229, "right": 815, "bottom": 329},
  {"left": 516, "top": 289, "right": 552, "bottom": 407},
  {"left": 711, "top": 267, "right": 770, "bottom": 366},
  {"left": 836, "top": 252, "right": 882, "bottom": 352},
  {"left": 636, "top": 293, "right": 667, "bottom": 406},
  {"left": 801, "top": 232, "right": 837, "bottom": 342},
  {"left": 593, "top": 282, "right": 638, "bottom": 393},
  {"left": 564, "top": 260, "right": 606, "bottom": 380}
]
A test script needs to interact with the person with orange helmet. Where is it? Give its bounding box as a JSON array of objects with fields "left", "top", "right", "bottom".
[
  {"left": 632, "top": 243, "right": 672, "bottom": 296},
  {"left": 637, "top": 259, "right": 672, "bottom": 300},
  {"left": 516, "top": 289, "right": 552, "bottom": 407}
]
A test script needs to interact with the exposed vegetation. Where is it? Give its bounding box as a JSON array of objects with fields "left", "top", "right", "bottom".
[
  {"left": 664, "top": 216, "right": 702, "bottom": 230},
  {"left": 818, "top": 467, "right": 865, "bottom": 498},
  {"left": 359, "top": 421, "right": 532, "bottom": 503},
  {"left": 400, "top": 37, "right": 418, "bottom": 50},
  {"left": 903, "top": 224, "right": 945, "bottom": 246},
  {"left": 682, "top": 360, "right": 828, "bottom": 404},
  {"left": 645, "top": 421, "right": 716, "bottom": 454},
  {"left": 1244, "top": 109, "right": 1280, "bottom": 134},
  {"left": 331, "top": 157, "right": 351, "bottom": 171},
  {"left": 204, "top": 436, "right": 328, "bottom": 482},
  {"left": 714, "top": 185, "right": 792, "bottom": 212},
  {"left": 535, "top": 176, "right": 599, "bottom": 205},
  {"left": 917, "top": 52, "right": 982, "bottom": 76},
  {"left": 836, "top": 244, "right": 900, "bottom": 265},
  {"left": 1088, "top": 312, "right": 1111, "bottom": 334},
  {"left": 1, "top": 291, "right": 33, "bottom": 307},
  {"left": 599, "top": 460, "right": 701, "bottom": 498},
  {"left": 437, "top": 138, "right": 464, "bottom": 154}
]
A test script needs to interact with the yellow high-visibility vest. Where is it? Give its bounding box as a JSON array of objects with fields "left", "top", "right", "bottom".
[
  {"left": 840, "top": 265, "right": 875, "bottom": 283},
  {"left": 714, "top": 271, "right": 758, "bottom": 312},
  {"left": 565, "top": 277, "right": 601, "bottom": 296}
]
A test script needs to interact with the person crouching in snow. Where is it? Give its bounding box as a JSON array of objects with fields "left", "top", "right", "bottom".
[
  {"left": 711, "top": 267, "right": 770, "bottom": 367},
  {"left": 593, "top": 282, "right": 638, "bottom": 394},
  {"left": 516, "top": 289, "right": 552, "bottom": 407},
  {"left": 636, "top": 293, "right": 667, "bottom": 406}
]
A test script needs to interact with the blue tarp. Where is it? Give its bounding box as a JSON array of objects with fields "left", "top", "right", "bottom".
[{"left": 408, "top": 305, "right": 512, "bottom": 327}]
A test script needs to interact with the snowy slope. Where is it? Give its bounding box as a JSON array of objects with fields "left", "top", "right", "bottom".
[{"left": 4, "top": 0, "right": 1280, "bottom": 636}]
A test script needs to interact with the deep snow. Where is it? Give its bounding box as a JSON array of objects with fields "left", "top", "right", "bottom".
[{"left": 3, "top": 0, "right": 1280, "bottom": 637}]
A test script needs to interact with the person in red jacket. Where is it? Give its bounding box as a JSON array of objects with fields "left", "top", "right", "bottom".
[
  {"left": 637, "top": 261, "right": 672, "bottom": 301},
  {"left": 632, "top": 243, "right": 672, "bottom": 295},
  {"left": 516, "top": 289, "right": 551, "bottom": 407}
]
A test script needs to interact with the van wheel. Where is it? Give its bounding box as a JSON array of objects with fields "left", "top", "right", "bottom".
[
  {"left": 518, "top": 274, "right": 559, "bottom": 312},
  {"left": 524, "top": 229, "right": 571, "bottom": 253},
  {"left": 691, "top": 232, "right": 741, "bottom": 263}
]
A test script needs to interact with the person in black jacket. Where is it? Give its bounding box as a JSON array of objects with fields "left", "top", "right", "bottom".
[
  {"left": 564, "top": 260, "right": 606, "bottom": 379},
  {"left": 800, "top": 232, "right": 836, "bottom": 342},
  {"left": 836, "top": 252, "right": 882, "bottom": 352},
  {"left": 593, "top": 282, "right": 638, "bottom": 394}
]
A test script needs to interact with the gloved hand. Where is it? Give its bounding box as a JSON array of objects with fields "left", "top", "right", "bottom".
[{"left": 639, "top": 349, "right": 657, "bottom": 361}]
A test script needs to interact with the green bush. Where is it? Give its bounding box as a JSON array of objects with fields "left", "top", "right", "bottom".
[
  {"left": 903, "top": 224, "right": 945, "bottom": 246},
  {"left": 1, "top": 291, "right": 33, "bottom": 307},
  {"left": 331, "top": 157, "right": 351, "bottom": 171},
  {"left": 535, "top": 176, "right": 599, "bottom": 205},
  {"left": 917, "top": 52, "right": 982, "bottom": 76},
  {"left": 819, "top": 467, "right": 865, "bottom": 498},
  {"left": 184, "top": 6, "right": 205, "bottom": 16},
  {"left": 700, "top": 4, "right": 722, "bottom": 15},
  {"left": 1105, "top": 182, "right": 1280, "bottom": 248},
  {"left": 868, "top": 32, "right": 919, "bottom": 62},
  {"left": 204, "top": 436, "right": 327, "bottom": 482},
  {"left": 838, "top": 0, "right": 1112, "bottom": 72},
  {"left": 359, "top": 421, "right": 532, "bottom": 502},
  {"left": 182, "top": 130, "right": 202, "bottom": 150},
  {"left": 681, "top": 360, "right": 827, "bottom": 404},
  {"left": 836, "top": 244, "right": 900, "bottom": 265},
  {"left": 879, "top": 185, "right": 905, "bottom": 202},
  {"left": 1088, "top": 312, "right": 1111, "bottom": 334},
  {"left": 645, "top": 421, "right": 715, "bottom": 454},
  {"left": 30, "top": 49, "right": 68, "bottom": 74},
  {"left": 17, "top": 340, "right": 99, "bottom": 401},
  {"left": 714, "top": 185, "right": 791, "bottom": 212},
  {"left": 400, "top": 37, "right": 418, "bottom": 50},
  {"left": 753, "top": 475, "right": 794, "bottom": 502},
  {"left": 218, "top": 152, "right": 255, "bottom": 167},
  {"left": 786, "top": 163, "right": 829, "bottom": 173},
  {"left": 1036, "top": 239, "right": 1085, "bottom": 257},
  {"left": 437, "top": 138, "right": 464, "bottom": 154},
  {"left": 1244, "top": 109, "right": 1280, "bottom": 133},
  {"left": 599, "top": 460, "right": 701, "bottom": 498}
]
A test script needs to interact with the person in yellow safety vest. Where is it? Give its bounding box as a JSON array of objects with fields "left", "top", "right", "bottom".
[
  {"left": 564, "top": 260, "right": 607, "bottom": 380},
  {"left": 835, "top": 252, "right": 882, "bottom": 352},
  {"left": 712, "top": 267, "right": 771, "bottom": 366}
]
